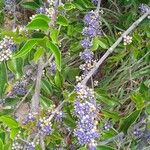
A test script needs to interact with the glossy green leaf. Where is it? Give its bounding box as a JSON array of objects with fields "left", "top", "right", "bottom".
[
  {"left": 50, "top": 29, "right": 59, "bottom": 44},
  {"left": 14, "top": 39, "right": 37, "bottom": 58},
  {"left": 0, "top": 63, "right": 7, "bottom": 97},
  {"left": 131, "top": 92, "right": 144, "bottom": 109},
  {"left": 0, "top": 130, "right": 5, "bottom": 143},
  {"left": 102, "top": 110, "right": 120, "bottom": 121},
  {"left": 33, "top": 47, "right": 44, "bottom": 62},
  {"left": 54, "top": 71, "right": 63, "bottom": 88},
  {"left": 119, "top": 110, "right": 141, "bottom": 134},
  {"left": 41, "top": 79, "right": 53, "bottom": 95},
  {"left": 21, "top": 2, "right": 39, "bottom": 10},
  {"left": 92, "top": 36, "right": 99, "bottom": 51},
  {"left": 40, "top": 95, "right": 53, "bottom": 108},
  {"left": 7, "top": 58, "right": 24, "bottom": 79},
  {"left": 31, "top": 14, "right": 51, "bottom": 23},
  {"left": 98, "top": 39, "right": 109, "bottom": 49},
  {"left": 97, "top": 145, "right": 115, "bottom": 150},
  {"left": 10, "top": 128, "right": 19, "bottom": 140},
  {"left": 57, "top": 15, "right": 69, "bottom": 26},
  {"left": 4, "top": 98, "right": 19, "bottom": 106},
  {"left": 0, "top": 116, "right": 19, "bottom": 128},
  {"left": 64, "top": 3, "right": 76, "bottom": 10},
  {"left": 0, "top": 139, "right": 4, "bottom": 150},
  {"left": 73, "top": 0, "right": 93, "bottom": 10},
  {"left": 46, "top": 41, "right": 61, "bottom": 71},
  {"left": 26, "top": 19, "right": 49, "bottom": 31}
]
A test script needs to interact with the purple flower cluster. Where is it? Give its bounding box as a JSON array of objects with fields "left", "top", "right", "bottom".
[
  {"left": 5, "top": 0, "right": 15, "bottom": 11},
  {"left": 133, "top": 129, "right": 143, "bottom": 138},
  {"left": 74, "top": 83, "right": 99, "bottom": 146},
  {"left": 92, "top": 0, "right": 98, "bottom": 5},
  {"left": 82, "top": 11, "right": 100, "bottom": 38},
  {"left": 103, "top": 123, "right": 112, "bottom": 131},
  {"left": 55, "top": 111, "right": 64, "bottom": 122},
  {"left": 26, "top": 143, "right": 35, "bottom": 150},
  {"left": 11, "top": 81, "right": 27, "bottom": 96},
  {"left": 36, "top": 7, "right": 46, "bottom": 14},
  {"left": 74, "top": 8, "right": 100, "bottom": 147},
  {"left": 0, "top": 36, "right": 17, "bottom": 62},
  {"left": 80, "top": 49, "right": 94, "bottom": 63},
  {"left": 23, "top": 112, "right": 37, "bottom": 125},
  {"left": 77, "top": 10, "right": 101, "bottom": 82},
  {"left": 139, "top": 4, "right": 150, "bottom": 13},
  {"left": 37, "top": 117, "right": 52, "bottom": 136}
]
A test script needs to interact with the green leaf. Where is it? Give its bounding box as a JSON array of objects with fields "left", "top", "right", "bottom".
[
  {"left": 139, "top": 83, "right": 150, "bottom": 100},
  {"left": 0, "top": 130, "right": 5, "bottom": 143},
  {"left": 14, "top": 39, "right": 37, "bottom": 58},
  {"left": 21, "top": 2, "right": 39, "bottom": 10},
  {"left": 97, "top": 145, "right": 115, "bottom": 150},
  {"left": 26, "top": 19, "right": 49, "bottom": 31},
  {"left": 63, "top": 67, "right": 80, "bottom": 81},
  {"left": 4, "top": 98, "right": 19, "bottom": 106},
  {"left": 10, "top": 128, "right": 19, "bottom": 140},
  {"left": 7, "top": 58, "right": 24, "bottom": 79},
  {"left": 119, "top": 110, "right": 141, "bottom": 134},
  {"left": 102, "top": 110, "right": 120, "bottom": 121},
  {"left": 73, "top": 0, "right": 93, "bottom": 10},
  {"left": 0, "top": 63, "right": 7, "bottom": 97},
  {"left": 0, "top": 109, "right": 13, "bottom": 116},
  {"left": 0, "top": 139, "right": 4, "bottom": 150},
  {"left": 50, "top": 29, "right": 59, "bottom": 44},
  {"left": 31, "top": 14, "right": 51, "bottom": 23},
  {"left": 57, "top": 15, "right": 69, "bottom": 26},
  {"left": 96, "top": 92, "right": 119, "bottom": 107},
  {"left": 131, "top": 92, "right": 144, "bottom": 110},
  {"left": 54, "top": 71, "right": 63, "bottom": 88},
  {"left": 64, "top": 3, "right": 76, "bottom": 10},
  {"left": 33, "top": 47, "right": 44, "bottom": 62},
  {"left": 98, "top": 39, "right": 108, "bottom": 49},
  {"left": 4, "top": 142, "right": 10, "bottom": 150},
  {"left": 92, "top": 36, "right": 99, "bottom": 51},
  {"left": 46, "top": 41, "right": 61, "bottom": 71},
  {"left": 0, "top": 116, "right": 19, "bottom": 128},
  {"left": 40, "top": 95, "right": 53, "bottom": 108},
  {"left": 41, "top": 79, "right": 52, "bottom": 95}
]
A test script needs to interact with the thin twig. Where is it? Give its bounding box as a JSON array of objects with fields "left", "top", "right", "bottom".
[
  {"left": 96, "top": 0, "right": 102, "bottom": 13},
  {"left": 81, "top": 10, "right": 150, "bottom": 85},
  {"left": 40, "top": 136, "right": 45, "bottom": 150}
]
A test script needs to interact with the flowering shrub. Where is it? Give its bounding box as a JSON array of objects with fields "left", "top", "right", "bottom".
[{"left": 0, "top": 0, "right": 150, "bottom": 150}]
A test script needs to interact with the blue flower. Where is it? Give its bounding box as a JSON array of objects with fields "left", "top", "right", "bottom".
[
  {"left": 139, "top": 4, "right": 149, "bottom": 13},
  {"left": 82, "top": 27, "right": 98, "bottom": 37},
  {"left": 36, "top": 7, "right": 46, "bottom": 14},
  {"left": 80, "top": 49, "right": 94, "bottom": 62},
  {"left": 91, "top": 0, "right": 98, "bottom": 5},
  {"left": 80, "top": 38, "right": 92, "bottom": 49}
]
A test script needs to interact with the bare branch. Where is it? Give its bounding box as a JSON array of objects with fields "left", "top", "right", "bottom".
[
  {"left": 31, "top": 58, "right": 44, "bottom": 113},
  {"left": 81, "top": 11, "right": 150, "bottom": 85}
]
